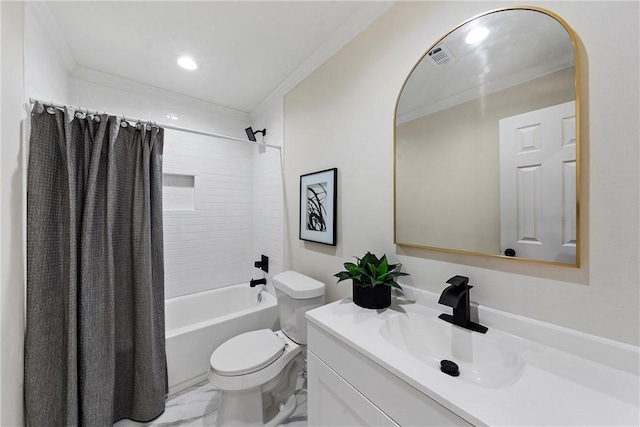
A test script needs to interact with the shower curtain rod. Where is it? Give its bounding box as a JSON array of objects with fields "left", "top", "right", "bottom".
[{"left": 28, "top": 97, "right": 281, "bottom": 150}]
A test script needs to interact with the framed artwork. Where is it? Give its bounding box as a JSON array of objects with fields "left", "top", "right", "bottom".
[{"left": 299, "top": 168, "right": 337, "bottom": 246}]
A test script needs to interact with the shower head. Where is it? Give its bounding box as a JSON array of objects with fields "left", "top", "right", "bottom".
[{"left": 245, "top": 127, "right": 266, "bottom": 142}]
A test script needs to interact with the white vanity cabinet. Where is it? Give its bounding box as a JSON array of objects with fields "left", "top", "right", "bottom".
[
  {"left": 306, "top": 293, "right": 639, "bottom": 427},
  {"left": 307, "top": 352, "right": 398, "bottom": 426},
  {"left": 307, "top": 321, "right": 472, "bottom": 427}
]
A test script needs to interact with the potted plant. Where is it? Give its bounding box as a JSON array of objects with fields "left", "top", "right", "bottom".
[{"left": 334, "top": 252, "right": 409, "bottom": 309}]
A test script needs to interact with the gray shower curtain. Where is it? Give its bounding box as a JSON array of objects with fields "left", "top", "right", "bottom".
[{"left": 25, "top": 103, "right": 167, "bottom": 426}]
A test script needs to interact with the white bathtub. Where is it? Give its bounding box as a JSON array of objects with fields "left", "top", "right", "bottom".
[{"left": 165, "top": 283, "right": 279, "bottom": 395}]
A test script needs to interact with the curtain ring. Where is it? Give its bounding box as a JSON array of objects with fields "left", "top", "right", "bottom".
[{"left": 121, "top": 116, "right": 128, "bottom": 128}]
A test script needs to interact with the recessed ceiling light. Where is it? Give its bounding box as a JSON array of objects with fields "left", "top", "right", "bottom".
[
  {"left": 465, "top": 27, "right": 490, "bottom": 44},
  {"left": 177, "top": 56, "right": 197, "bottom": 71},
  {"left": 166, "top": 114, "right": 179, "bottom": 120}
]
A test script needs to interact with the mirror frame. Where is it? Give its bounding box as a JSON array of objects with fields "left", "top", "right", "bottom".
[{"left": 393, "top": 6, "right": 581, "bottom": 267}]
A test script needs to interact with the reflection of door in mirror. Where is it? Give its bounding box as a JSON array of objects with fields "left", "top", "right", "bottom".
[{"left": 499, "top": 101, "right": 576, "bottom": 265}]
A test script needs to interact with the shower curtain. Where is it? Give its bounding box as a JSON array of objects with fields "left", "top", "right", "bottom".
[{"left": 25, "top": 103, "right": 167, "bottom": 426}]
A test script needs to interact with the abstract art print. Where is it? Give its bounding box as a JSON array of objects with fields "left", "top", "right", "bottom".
[{"left": 299, "top": 168, "right": 337, "bottom": 245}]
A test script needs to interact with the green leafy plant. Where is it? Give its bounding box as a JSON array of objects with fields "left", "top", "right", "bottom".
[{"left": 334, "top": 252, "right": 409, "bottom": 289}]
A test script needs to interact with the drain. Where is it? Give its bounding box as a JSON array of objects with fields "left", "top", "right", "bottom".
[{"left": 440, "top": 360, "right": 460, "bottom": 377}]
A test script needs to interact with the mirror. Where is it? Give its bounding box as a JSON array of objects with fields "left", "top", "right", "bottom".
[{"left": 394, "top": 7, "right": 580, "bottom": 266}]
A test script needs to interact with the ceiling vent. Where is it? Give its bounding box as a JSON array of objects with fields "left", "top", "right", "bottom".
[{"left": 427, "top": 44, "right": 454, "bottom": 66}]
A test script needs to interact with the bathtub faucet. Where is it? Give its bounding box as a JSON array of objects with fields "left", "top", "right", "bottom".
[{"left": 250, "top": 278, "right": 267, "bottom": 287}]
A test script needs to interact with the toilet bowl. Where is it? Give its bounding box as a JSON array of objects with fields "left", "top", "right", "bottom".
[
  {"left": 208, "top": 271, "right": 325, "bottom": 426},
  {"left": 209, "top": 330, "right": 303, "bottom": 426}
]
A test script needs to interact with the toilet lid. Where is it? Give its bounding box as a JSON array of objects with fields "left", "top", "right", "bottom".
[{"left": 210, "top": 329, "right": 285, "bottom": 376}]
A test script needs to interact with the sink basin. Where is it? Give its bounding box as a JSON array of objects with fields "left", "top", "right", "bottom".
[{"left": 380, "top": 312, "right": 524, "bottom": 388}]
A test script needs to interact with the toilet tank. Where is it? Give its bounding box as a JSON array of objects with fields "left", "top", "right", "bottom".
[{"left": 273, "top": 271, "right": 325, "bottom": 345}]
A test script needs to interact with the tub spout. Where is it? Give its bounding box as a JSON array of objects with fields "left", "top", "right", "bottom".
[{"left": 250, "top": 278, "right": 267, "bottom": 287}]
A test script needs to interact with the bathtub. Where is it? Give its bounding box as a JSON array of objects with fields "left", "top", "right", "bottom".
[{"left": 165, "top": 283, "right": 279, "bottom": 395}]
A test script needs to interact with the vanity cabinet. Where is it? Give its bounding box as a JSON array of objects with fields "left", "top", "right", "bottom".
[
  {"left": 307, "top": 352, "right": 398, "bottom": 426},
  {"left": 307, "top": 292, "right": 640, "bottom": 426},
  {"left": 307, "top": 322, "right": 471, "bottom": 427}
]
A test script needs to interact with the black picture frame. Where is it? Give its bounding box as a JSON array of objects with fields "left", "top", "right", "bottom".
[{"left": 299, "top": 168, "right": 337, "bottom": 246}]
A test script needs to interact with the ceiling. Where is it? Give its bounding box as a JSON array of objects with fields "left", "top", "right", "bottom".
[{"left": 45, "top": 1, "right": 390, "bottom": 114}]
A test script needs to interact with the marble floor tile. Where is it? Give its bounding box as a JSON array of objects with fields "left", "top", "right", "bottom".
[{"left": 115, "top": 372, "right": 307, "bottom": 427}]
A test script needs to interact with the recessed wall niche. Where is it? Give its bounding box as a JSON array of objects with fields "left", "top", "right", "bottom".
[{"left": 163, "top": 173, "right": 196, "bottom": 211}]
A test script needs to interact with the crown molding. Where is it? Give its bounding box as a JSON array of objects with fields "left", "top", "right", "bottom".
[
  {"left": 251, "top": 1, "right": 396, "bottom": 119},
  {"left": 70, "top": 66, "right": 251, "bottom": 123}
]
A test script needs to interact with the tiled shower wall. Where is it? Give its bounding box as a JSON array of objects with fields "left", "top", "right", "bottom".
[
  {"left": 162, "top": 131, "right": 254, "bottom": 298},
  {"left": 68, "top": 70, "right": 283, "bottom": 299}
]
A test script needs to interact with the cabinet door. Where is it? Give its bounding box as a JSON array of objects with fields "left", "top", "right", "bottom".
[{"left": 308, "top": 352, "right": 399, "bottom": 427}]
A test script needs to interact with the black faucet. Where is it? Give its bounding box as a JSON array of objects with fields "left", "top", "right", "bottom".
[
  {"left": 250, "top": 278, "right": 267, "bottom": 287},
  {"left": 438, "top": 275, "right": 487, "bottom": 334}
]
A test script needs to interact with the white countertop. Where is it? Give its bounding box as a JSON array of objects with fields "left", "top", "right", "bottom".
[{"left": 306, "top": 287, "right": 640, "bottom": 426}]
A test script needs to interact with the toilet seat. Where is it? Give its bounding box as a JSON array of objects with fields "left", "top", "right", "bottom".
[
  {"left": 211, "top": 329, "right": 285, "bottom": 376},
  {"left": 209, "top": 330, "right": 302, "bottom": 392}
]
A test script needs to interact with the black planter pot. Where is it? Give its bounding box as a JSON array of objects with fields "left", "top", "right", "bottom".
[{"left": 352, "top": 282, "right": 391, "bottom": 309}]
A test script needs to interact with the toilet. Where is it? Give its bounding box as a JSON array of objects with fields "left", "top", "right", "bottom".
[{"left": 208, "top": 271, "right": 325, "bottom": 426}]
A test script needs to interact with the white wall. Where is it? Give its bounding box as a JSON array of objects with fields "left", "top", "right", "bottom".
[
  {"left": 69, "top": 68, "right": 249, "bottom": 137},
  {"left": 250, "top": 98, "right": 285, "bottom": 289},
  {"left": 1, "top": 3, "right": 25, "bottom": 425},
  {"left": 162, "top": 130, "right": 255, "bottom": 298},
  {"left": 24, "top": 2, "right": 72, "bottom": 103},
  {"left": 284, "top": 1, "right": 640, "bottom": 346}
]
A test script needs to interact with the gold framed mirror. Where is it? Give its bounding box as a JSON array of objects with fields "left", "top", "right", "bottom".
[{"left": 394, "top": 7, "right": 580, "bottom": 267}]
